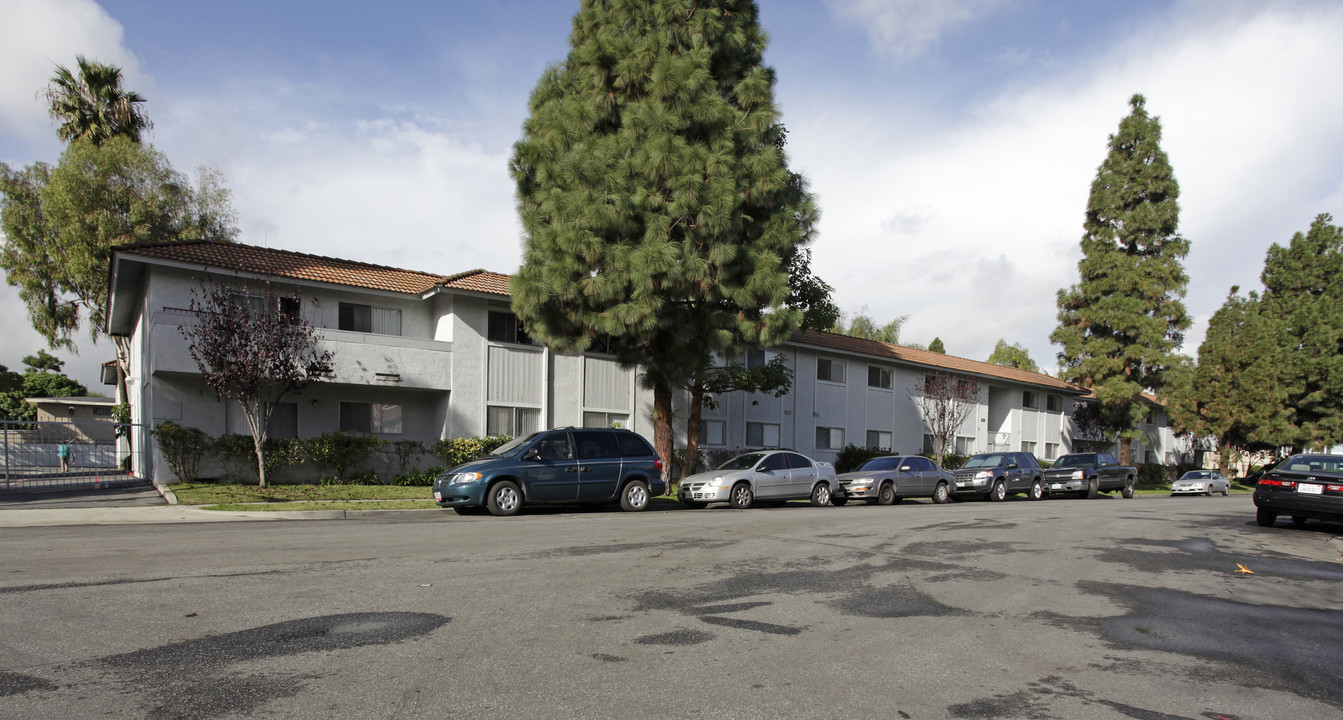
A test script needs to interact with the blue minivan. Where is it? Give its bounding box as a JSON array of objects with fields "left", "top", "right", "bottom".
[{"left": 433, "top": 427, "right": 666, "bottom": 516}]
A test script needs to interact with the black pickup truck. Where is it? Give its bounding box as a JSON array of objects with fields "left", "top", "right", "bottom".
[{"left": 1041, "top": 452, "right": 1137, "bottom": 499}]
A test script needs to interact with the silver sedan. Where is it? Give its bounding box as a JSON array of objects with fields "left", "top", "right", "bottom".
[{"left": 1170, "top": 470, "right": 1230, "bottom": 496}]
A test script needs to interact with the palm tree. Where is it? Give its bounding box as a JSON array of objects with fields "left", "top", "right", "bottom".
[{"left": 44, "top": 56, "right": 152, "bottom": 145}]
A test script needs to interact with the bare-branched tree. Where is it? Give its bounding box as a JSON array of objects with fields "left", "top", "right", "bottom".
[{"left": 914, "top": 372, "right": 980, "bottom": 466}]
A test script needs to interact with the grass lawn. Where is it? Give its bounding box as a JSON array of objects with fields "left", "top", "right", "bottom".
[
  {"left": 173, "top": 483, "right": 432, "bottom": 506},
  {"left": 201, "top": 499, "right": 437, "bottom": 512}
]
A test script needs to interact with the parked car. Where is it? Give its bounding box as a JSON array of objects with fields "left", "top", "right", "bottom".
[
  {"left": 837, "top": 455, "right": 956, "bottom": 505},
  {"left": 679, "top": 450, "right": 843, "bottom": 509},
  {"left": 432, "top": 427, "right": 665, "bottom": 516},
  {"left": 1170, "top": 470, "right": 1230, "bottom": 496},
  {"left": 1041, "top": 452, "right": 1137, "bottom": 499},
  {"left": 952, "top": 452, "right": 1045, "bottom": 501},
  {"left": 1253, "top": 453, "right": 1343, "bottom": 528}
]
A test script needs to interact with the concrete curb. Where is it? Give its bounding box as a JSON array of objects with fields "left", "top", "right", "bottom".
[{"left": 154, "top": 484, "right": 178, "bottom": 505}]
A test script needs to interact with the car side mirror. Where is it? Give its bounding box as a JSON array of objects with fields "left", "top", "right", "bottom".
[{"left": 523, "top": 449, "right": 543, "bottom": 462}]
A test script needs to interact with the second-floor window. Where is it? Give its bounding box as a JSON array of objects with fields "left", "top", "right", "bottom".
[
  {"left": 1046, "top": 394, "right": 1062, "bottom": 412},
  {"left": 1022, "top": 391, "right": 1038, "bottom": 409},
  {"left": 487, "top": 311, "right": 532, "bottom": 345},
  {"left": 868, "top": 366, "right": 892, "bottom": 389},
  {"left": 817, "top": 357, "right": 845, "bottom": 383},
  {"left": 339, "top": 302, "right": 402, "bottom": 336}
]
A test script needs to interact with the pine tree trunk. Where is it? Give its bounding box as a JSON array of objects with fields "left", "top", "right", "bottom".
[
  {"left": 1119, "top": 437, "right": 1132, "bottom": 466},
  {"left": 681, "top": 388, "right": 704, "bottom": 484},
  {"left": 652, "top": 384, "right": 674, "bottom": 489}
]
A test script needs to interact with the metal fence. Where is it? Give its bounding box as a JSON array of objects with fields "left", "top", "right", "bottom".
[{"left": 1, "top": 420, "right": 149, "bottom": 493}]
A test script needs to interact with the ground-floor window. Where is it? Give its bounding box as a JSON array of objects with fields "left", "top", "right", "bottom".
[
  {"left": 955, "top": 436, "right": 976, "bottom": 455},
  {"left": 340, "top": 402, "right": 403, "bottom": 434},
  {"left": 1021, "top": 440, "right": 1036, "bottom": 455},
  {"left": 746, "top": 422, "right": 780, "bottom": 448},
  {"left": 1045, "top": 442, "right": 1059, "bottom": 460},
  {"left": 582, "top": 411, "right": 629, "bottom": 429},
  {"left": 815, "top": 427, "right": 844, "bottom": 450},
  {"left": 268, "top": 402, "right": 298, "bottom": 439},
  {"left": 698, "top": 420, "right": 726, "bottom": 446},
  {"left": 487, "top": 406, "right": 540, "bottom": 437},
  {"left": 866, "top": 430, "right": 891, "bottom": 450}
]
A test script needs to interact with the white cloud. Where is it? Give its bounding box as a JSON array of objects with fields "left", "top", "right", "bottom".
[
  {"left": 787, "top": 2, "right": 1343, "bottom": 368},
  {"left": 825, "top": 0, "right": 1011, "bottom": 59},
  {"left": 0, "top": 0, "right": 145, "bottom": 151}
]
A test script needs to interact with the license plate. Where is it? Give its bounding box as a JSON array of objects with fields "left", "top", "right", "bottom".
[
  {"left": 1298, "top": 483, "right": 1323, "bottom": 495},
  {"left": 433, "top": 491, "right": 441, "bottom": 501},
  {"left": 1050, "top": 484, "right": 1063, "bottom": 490}
]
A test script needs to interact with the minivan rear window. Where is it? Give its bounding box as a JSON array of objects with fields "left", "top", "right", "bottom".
[{"left": 617, "top": 432, "right": 656, "bottom": 457}]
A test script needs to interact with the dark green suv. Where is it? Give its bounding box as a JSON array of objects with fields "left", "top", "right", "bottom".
[{"left": 433, "top": 428, "right": 666, "bottom": 516}]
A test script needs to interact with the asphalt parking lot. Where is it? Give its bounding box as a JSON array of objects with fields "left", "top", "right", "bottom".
[{"left": 1, "top": 493, "right": 1340, "bottom": 719}]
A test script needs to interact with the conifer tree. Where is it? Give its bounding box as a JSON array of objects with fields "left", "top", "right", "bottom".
[
  {"left": 1167, "top": 288, "right": 1290, "bottom": 462},
  {"left": 928, "top": 337, "right": 945, "bottom": 354},
  {"left": 1051, "top": 94, "right": 1190, "bottom": 465},
  {"left": 1258, "top": 214, "right": 1343, "bottom": 450},
  {"left": 510, "top": 1, "right": 818, "bottom": 477}
]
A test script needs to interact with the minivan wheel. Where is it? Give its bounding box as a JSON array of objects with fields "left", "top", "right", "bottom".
[
  {"left": 989, "top": 480, "right": 1006, "bottom": 502},
  {"left": 620, "top": 480, "right": 650, "bottom": 512},
  {"left": 729, "top": 482, "right": 754, "bottom": 509},
  {"left": 1255, "top": 507, "right": 1277, "bottom": 527},
  {"left": 1028, "top": 480, "right": 1044, "bottom": 501},
  {"left": 932, "top": 482, "right": 950, "bottom": 504},
  {"left": 877, "top": 482, "right": 896, "bottom": 506},
  {"left": 810, "top": 483, "right": 832, "bottom": 507},
  {"left": 486, "top": 480, "right": 522, "bottom": 517}
]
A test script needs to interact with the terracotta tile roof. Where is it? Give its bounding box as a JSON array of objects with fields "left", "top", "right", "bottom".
[
  {"left": 438, "top": 269, "right": 512, "bottom": 297},
  {"left": 116, "top": 240, "right": 451, "bottom": 295},
  {"left": 790, "top": 329, "right": 1083, "bottom": 392}
]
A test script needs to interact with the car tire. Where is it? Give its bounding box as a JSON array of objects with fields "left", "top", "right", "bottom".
[
  {"left": 1221, "top": 485, "right": 1230, "bottom": 496},
  {"left": 1291, "top": 516, "right": 1308, "bottom": 527},
  {"left": 810, "top": 483, "right": 832, "bottom": 507},
  {"left": 989, "top": 480, "right": 1006, "bottom": 502},
  {"left": 1028, "top": 480, "right": 1044, "bottom": 501},
  {"left": 729, "top": 482, "right": 753, "bottom": 509},
  {"left": 877, "top": 482, "right": 896, "bottom": 506},
  {"left": 620, "top": 480, "right": 650, "bottom": 512},
  {"left": 1256, "top": 508, "right": 1277, "bottom": 527},
  {"left": 932, "top": 481, "right": 950, "bottom": 504},
  {"left": 486, "top": 480, "right": 522, "bottom": 517},
  {"left": 1086, "top": 476, "right": 1100, "bottom": 500},
  {"left": 1121, "top": 478, "right": 1136, "bottom": 499}
]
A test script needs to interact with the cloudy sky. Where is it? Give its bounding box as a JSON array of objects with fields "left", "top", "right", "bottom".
[{"left": 2, "top": 0, "right": 1341, "bottom": 391}]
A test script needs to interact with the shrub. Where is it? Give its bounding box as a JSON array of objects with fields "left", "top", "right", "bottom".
[
  {"left": 152, "top": 421, "right": 210, "bottom": 482},
  {"left": 430, "top": 435, "right": 512, "bottom": 468},
  {"left": 923, "top": 452, "right": 967, "bottom": 470},
  {"left": 395, "top": 467, "right": 446, "bottom": 487},
  {"left": 305, "top": 432, "right": 384, "bottom": 484},
  {"left": 834, "top": 444, "right": 890, "bottom": 473},
  {"left": 389, "top": 439, "right": 426, "bottom": 475}
]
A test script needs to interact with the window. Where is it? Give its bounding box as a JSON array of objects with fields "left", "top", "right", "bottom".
[
  {"left": 339, "top": 402, "right": 402, "bottom": 434},
  {"left": 1147, "top": 408, "right": 1162, "bottom": 425},
  {"left": 338, "top": 303, "right": 401, "bottom": 335},
  {"left": 583, "top": 411, "right": 629, "bottom": 429},
  {"left": 698, "top": 420, "right": 726, "bottom": 446},
  {"left": 1045, "top": 442, "right": 1059, "bottom": 460},
  {"left": 745, "top": 349, "right": 767, "bottom": 370},
  {"left": 867, "top": 366, "right": 892, "bottom": 389},
  {"left": 574, "top": 430, "right": 620, "bottom": 460},
  {"left": 1021, "top": 440, "right": 1036, "bottom": 455},
  {"left": 268, "top": 402, "right": 298, "bottom": 439},
  {"left": 866, "top": 430, "right": 892, "bottom": 450},
  {"left": 588, "top": 335, "right": 616, "bottom": 355},
  {"left": 91, "top": 406, "right": 112, "bottom": 417},
  {"left": 618, "top": 433, "right": 656, "bottom": 457},
  {"left": 486, "top": 406, "right": 540, "bottom": 437},
  {"left": 488, "top": 310, "right": 532, "bottom": 345},
  {"left": 1145, "top": 450, "right": 1158, "bottom": 464},
  {"left": 759, "top": 453, "right": 787, "bottom": 471},
  {"left": 923, "top": 434, "right": 935, "bottom": 455},
  {"left": 1022, "top": 391, "right": 1038, "bottom": 409},
  {"left": 1046, "top": 394, "right": 1062, "bottom": 412},
  {"left": 746, "top": 422, "right": 781, "bottom": 448},
  {"left": 817, "top": 357, "right": 845, "bottom": 383},
  {"left": 914, "top": 457, "right": 935, "bottom": 471},
  {"left": 815, "top": 426, "right": 844, "bottom": 450},
  {"left": 955, "top": 436, "right": 976, "bottom": 455}
]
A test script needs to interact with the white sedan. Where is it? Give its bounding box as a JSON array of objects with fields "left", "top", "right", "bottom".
[{"left": 1170, "top": 470, "right": 1231, "bottom": 496}]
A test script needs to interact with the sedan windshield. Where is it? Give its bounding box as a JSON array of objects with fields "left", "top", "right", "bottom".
[
  {"left": 1053, "top": 454, "right": 1096, "bottom": 467},
  {"left": 962, "top": 454, "right": 1006, "bottom": 469},
  {"left": 858, "top": 457, "right": 903, "bottom": 472},
  {"left": 1179, "top": 471, "right": 1212, "bottom": 480},
  {"left": 718, "top": 452, "right": 768, "bottom": 471}
]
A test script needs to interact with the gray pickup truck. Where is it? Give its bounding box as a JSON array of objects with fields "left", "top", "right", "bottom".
[{"left": 1042, "top": 452, "right": 1137, "bottom": 499}]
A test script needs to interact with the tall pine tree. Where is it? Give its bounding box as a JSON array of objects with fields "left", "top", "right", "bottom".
[
  {"left": 510, "top": 1, "right": 817, "bottom": 478},
  {"left": 1051, "top": 94, "right": 1190, "bottom": 465},
  {"left": 1259, "top": 214, "right": 1343, "bottom": 450}
]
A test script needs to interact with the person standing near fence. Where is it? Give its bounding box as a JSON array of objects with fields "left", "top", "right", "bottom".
[{"left": 58, "top": 442, "right": 71, "bottom": 472}]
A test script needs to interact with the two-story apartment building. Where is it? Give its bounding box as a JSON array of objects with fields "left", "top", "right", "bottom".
[{"left": 106, "top": 240, "right": 1174, "bottom": 483}]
